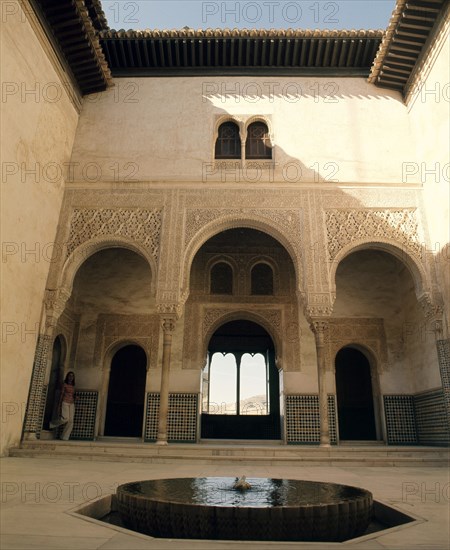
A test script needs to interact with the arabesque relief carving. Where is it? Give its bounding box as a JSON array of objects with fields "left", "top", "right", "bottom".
[
  {"left": 325, "top": 209, "right": 422, "bottom": 260},
  {"left": 325, "top": 318, "right": 388, "bottom": 372},
  {"left": 66, "top": 208, "right": 162, "bottom": 261},
  {"left": 94, "top": 314, "right": 160, "bottom": 369}
]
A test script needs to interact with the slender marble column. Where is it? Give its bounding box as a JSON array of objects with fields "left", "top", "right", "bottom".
[
  {"left": 311, "top": 320, "right": 330, "bottom": 447},
  {"left": 156, "top": 316, "right": 176, "bottom": 445}
]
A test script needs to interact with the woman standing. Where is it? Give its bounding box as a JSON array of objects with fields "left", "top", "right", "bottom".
[{"left": 50, "top": 371, "right": 76, "bottom": 440}]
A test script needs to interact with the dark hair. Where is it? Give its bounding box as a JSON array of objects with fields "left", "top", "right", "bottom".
[{"left": 64, "top": 371, "right": 75, "bottom": 385}]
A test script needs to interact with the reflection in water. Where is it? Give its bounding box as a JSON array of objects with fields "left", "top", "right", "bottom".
[{"left": 125, "top": 477, "right": 367, "bottom": 508}]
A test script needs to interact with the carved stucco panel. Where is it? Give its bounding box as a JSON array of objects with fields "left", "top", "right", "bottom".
[
  {"left": 325, "top": 318, "right": 388, "bottom": 372},
  {"left": 184, "top": 208, "right": 302, "bottom": 249},
  {"left": 183, "top": 304, "right": 301, "bottom": 371},
  {"left": 93, "top": 314, "right": 160, "bottom": 369},
  {"left": 325, "top": 209, "right": 423, "bottom": 261},
  {"left": 66, "top": 208, "right": 162, "bottom": 262}
]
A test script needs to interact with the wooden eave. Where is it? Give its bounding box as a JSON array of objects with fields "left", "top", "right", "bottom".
[
  {"left": 29, "top": 0, "right": 112, "bottom": 95},
  {"left": 369, "top": 0, "right": 448, "bottom": 94},
  {"left": 99, "top": 29, "right": 383, "bottom": 77}
]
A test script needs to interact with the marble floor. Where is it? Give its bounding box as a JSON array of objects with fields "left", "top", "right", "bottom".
[{"left": 1, "top": 456, "right": 449, "bottom": 549}]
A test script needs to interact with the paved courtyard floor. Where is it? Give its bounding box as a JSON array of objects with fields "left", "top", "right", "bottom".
[{"left": 0, "top": 456, "right": 449, "bottom": 549}]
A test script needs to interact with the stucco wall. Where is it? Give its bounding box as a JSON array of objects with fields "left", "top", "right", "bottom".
[
  {"left": 408, "top": 16, "right": 450, "bottom": 330},
  {"left": 1, "top": 4, "right": 79, "bottom": 454},
  {"left": 69, "top": 76, "right": 415, "bottom": 185}
]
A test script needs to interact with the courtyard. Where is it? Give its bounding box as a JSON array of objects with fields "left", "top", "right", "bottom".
[{"left": 1, "top": 452, "right": 449, "bottom": 549}]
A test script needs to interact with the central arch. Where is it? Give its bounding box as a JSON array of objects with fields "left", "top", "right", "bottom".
[
  {"left": 201, "top": 320, "right": 281, "bottom": 440},
  {"left": 182, "top": 216, "right": 304, "bottom": 296}
]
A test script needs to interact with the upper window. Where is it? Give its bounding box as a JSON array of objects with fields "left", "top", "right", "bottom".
[
  {"left": 215, "top": 122, "right": 241, "bottom": 159},
  {"left": 245, "top": 122, "right": 272, "bottom": 159},
  {"left": 251, "top": 263, "right": 274, "bottom": 295},
  {"left": 210, "top": 262, "right": 233, "bottom": 294}
]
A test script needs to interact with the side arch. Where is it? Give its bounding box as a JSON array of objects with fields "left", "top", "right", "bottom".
[
  {"left": 329, "top": 239, "right": 429, "bottom": 301},
  {"left": 58, "top": 236, "right": 157, "bottom": 297}
]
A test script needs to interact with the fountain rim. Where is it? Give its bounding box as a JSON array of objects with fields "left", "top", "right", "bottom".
[{"left": 116, "top": 476, "right": 373, "bottom": 509}]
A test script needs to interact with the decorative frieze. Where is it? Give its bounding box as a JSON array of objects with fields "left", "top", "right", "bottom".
[{"left": 306, "top": 293, "right": 335, "bottom": 318}]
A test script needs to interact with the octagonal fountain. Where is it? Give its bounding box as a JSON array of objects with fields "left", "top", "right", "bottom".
[{"left": 116, "top": 477, "right": 373, "bottom": 542}]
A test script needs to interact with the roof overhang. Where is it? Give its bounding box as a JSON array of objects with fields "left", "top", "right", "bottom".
[
  {"left": 29, "top": 0, "right": 112, "bottom": 95},
  {"left": 98, "top": 28, "right": 383, "bottom": 77},
  {"left": 369, "top": 0, "right": 449, "bottom": 96}
]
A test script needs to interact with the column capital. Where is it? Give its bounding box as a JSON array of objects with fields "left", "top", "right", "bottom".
[
  {"left": 157, "top": 302, "right": 183, "bottom": 320},
  {"left": 303, "top": 292, "right": 335, "bottom": 323},
  {"left": 44, "top": 288, "right": 71, "bottom": 313},
  {"left": 310, "top": 319, "right": 330, "bottom": 335},
  {"left": 43, "top": 288, "right": 71, "bottom": 334},
  {"left": 418, "top": 292, "right": 445, "bottom": 339},
  {"left": 160, "top": 315, "right": 177, "bottom": 334},
  {"left": 418, "top": 292, "right": 443, "bottom": 320}
]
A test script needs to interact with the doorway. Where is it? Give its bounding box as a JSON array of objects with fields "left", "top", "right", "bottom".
[
  {"left": 104, "top": 345, "right": 147, "bottom": 437},
  {"left": 335, "top": 347, "right": 377, "bottom": 441},
  {"left": 201, "top": 320, "right": 281, "bottom": 440}
]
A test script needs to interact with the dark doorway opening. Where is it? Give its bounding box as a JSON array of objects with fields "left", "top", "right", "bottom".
[
  {"left": 43, "top": 336, "right": 65, "bottom": 430},
  {"left": 201, "top": 320, "right": 281, "bottom": 440},
  {"left": 335, "top": 347, "right": 377, "bottom": 441},
  {"left": 104, "top": 345, "right": 147, "bottom": 437}
]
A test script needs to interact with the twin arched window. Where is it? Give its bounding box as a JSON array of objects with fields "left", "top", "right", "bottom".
[
  {"left": 215, "top": 121, "right": 272, "bottom": 160},
  {"left": 210, "top": 261, "right": 274, "bottom": 295}
]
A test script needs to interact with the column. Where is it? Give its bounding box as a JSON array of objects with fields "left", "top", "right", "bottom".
[
  {"left": 311, "top": 320, "right": 330, "bottom": 447},
  {"left": 156, "top": 315, "right": 177, "bottom": 445},
  {"left": 235, "top": 352, "right": 243, "bottom": 415}
]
